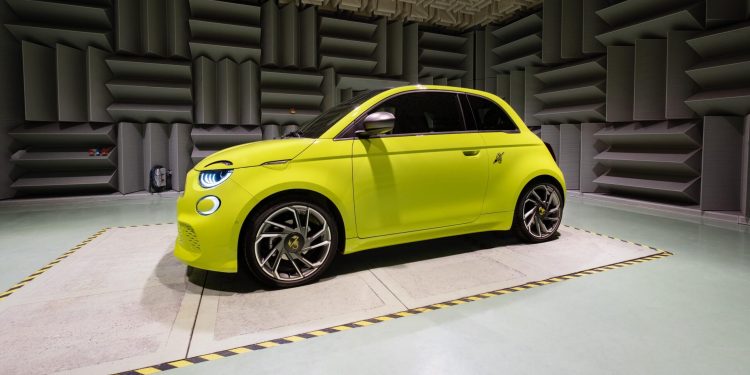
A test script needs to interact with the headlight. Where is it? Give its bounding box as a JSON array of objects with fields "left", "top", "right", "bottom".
[{"left": 199, "top": 169, "right": 233, "bottom": 188}]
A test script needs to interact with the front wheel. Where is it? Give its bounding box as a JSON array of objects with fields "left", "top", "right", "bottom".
[
  {"left": 244, "top": 200, "right": 339, "bottom": 288},
  {"left": 512, "top": 182, "right": 563, "bottom": 243}
]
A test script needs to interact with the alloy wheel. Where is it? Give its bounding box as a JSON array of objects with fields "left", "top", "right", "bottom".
[
  {"left": 253, "top": 204, "right": 332, "bottom": 282},
  {"left": 521, "top": 184, "right": 562, "bottom": 240}
]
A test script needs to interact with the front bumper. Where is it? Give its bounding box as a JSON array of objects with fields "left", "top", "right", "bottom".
[{"left": 174, "top": 169, "right": 254, "bottom": 273}]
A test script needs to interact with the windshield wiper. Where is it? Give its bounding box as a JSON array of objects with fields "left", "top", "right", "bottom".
[{"left": 282, "top": 130, "right": 304, "bottom": 138}]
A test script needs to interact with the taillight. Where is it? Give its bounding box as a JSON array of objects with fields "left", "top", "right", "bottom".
[{"left": 543, "top": 142, "right": 557, "bottom": 162}]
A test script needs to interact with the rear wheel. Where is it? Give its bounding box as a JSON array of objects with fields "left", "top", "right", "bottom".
[
  {"left": 244, "top": 199, "right": 339, "bottom": 288},
  {"left": 512, "top": 182, "right": 563, "bottom": 243}
]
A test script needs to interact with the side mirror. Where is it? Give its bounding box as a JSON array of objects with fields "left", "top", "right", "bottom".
[{"left": 356, "top": 112, "right": 395, "bottom": 138}]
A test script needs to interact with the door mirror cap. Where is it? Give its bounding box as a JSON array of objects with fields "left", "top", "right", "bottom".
[{"left": 356, "top": 112, "right": 395, "bottom": 138}]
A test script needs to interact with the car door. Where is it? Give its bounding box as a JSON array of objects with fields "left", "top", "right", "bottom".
[
  {"left": 351, "top": 91, "right": 489, "bottom": 238},
  {"left": 461, "top": 93, "right": 534, "bottom": 214}
]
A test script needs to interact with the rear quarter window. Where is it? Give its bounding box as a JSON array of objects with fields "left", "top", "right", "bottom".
[{"left": 466, "top": 94, "right": 518, "bottom": 132}]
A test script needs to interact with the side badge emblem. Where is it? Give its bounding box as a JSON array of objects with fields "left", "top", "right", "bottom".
[{"left": 494, "top": 152, "right": 504, "bottom": 164}]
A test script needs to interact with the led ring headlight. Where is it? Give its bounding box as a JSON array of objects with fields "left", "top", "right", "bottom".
[
  {"left": 199, "top": 169, "right": 232, "bottom": 189},
  {"left": 196, "top": 196, "right": 221, "bottom": 216}
]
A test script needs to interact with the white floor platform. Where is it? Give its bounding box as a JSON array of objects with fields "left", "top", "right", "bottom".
[{"left": 0, "top": 224, "right": 661, "bottom": 374}]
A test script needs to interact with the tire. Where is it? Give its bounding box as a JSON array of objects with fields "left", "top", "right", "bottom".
[
  {"left": 244, "top": 199, "right": 339, "bottom": 288},
  {"left": 512, "top": 181, "right": 563, "bottom": 243}
]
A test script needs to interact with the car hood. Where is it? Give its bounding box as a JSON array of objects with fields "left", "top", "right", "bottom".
[{"left": 193, "top": 138, "right": 315, "bottom": 171}]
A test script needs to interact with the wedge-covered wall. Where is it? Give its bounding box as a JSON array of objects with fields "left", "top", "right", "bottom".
[
  {"left": 1, "top": 0, "right": 749, "bottom": 220},
  {"left": 1, "top": 0, "right": 475, "bottom": 198},
  {"left": 486, "top": 0, "right": 750, "bottom": 219},
  {"left": 0, "top": 0, "right": 23, "bottom": 199}
]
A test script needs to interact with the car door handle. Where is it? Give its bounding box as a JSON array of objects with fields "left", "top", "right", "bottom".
[{"left": 462, "top": 150, "right": 479, "bottom": 156}]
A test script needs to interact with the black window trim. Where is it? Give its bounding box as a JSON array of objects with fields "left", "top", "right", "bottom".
[
  {"left": 334, "top": 89, "right": 474, "bottom": 140},
  {"left": 459, "top": 94, "right": 478, "bottom": 131}
]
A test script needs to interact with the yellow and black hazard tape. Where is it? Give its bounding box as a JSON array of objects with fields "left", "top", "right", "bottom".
[
  {"left": 0, "top": 222, "right": 672, "bottom": 374},
  {"left": 0, "top": 227, "right": 110, "bottom": 301},
  {"left": 116, "top": 224, "right": 674, "bottom": 375},
  {"left": 0, "top": 222, "right": 176, "bottom": 302},
  {"left": 114, "top": 222, "right": 175, "bottom": 229}
]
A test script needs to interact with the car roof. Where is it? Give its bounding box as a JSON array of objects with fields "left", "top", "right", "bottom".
[{"left": 376, "top": 84, "right": 494, "bottom": 98}]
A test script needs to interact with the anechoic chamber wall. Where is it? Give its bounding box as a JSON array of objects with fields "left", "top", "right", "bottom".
[{"left": 0, "top": 0, "right": 749, "bottom": 219}]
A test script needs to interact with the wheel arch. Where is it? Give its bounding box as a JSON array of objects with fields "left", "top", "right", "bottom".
[
  {"left": 519, "top": 174, "right": 566, "bottom": 206},
  {"left": 236, "top": 189, "right": 348, "bottom": 264}
]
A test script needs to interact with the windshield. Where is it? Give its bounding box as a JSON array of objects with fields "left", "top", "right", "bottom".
[{"left": 293, "top": 89, "right": 387, "bottom": 138}]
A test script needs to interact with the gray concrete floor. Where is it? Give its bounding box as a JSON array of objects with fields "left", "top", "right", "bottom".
[{"left": 0, "top": 194, "right": 749, "bottom": 374}]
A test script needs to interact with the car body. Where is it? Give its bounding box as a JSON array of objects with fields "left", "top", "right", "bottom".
[{"left": 175, "top": 85, "right": 565, "bottom": 287}]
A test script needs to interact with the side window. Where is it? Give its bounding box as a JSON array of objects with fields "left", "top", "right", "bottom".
[
  {"left": 466, "top": 95, "right": 518, "bottom": 132},
  {"left": 368, "top": 92, "right": 465, "bottom": 134}
]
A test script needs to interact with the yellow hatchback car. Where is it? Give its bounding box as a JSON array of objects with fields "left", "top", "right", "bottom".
[{"left": 175, "top": 85, "right": 565, "bottom": 287}]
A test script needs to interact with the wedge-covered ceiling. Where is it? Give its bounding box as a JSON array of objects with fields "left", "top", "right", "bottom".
[{"left": 279, "top": 0, "right": 543, "bottom": 30}]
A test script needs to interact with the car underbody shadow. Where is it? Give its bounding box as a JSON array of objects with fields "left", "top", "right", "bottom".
[{"left": 194, "top": 230, "right": 560, "bottom": 294}]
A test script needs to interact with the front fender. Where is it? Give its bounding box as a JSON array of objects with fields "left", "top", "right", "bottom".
[{"left": 227, "top": 142, "right": 356, "bottom": 250}]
